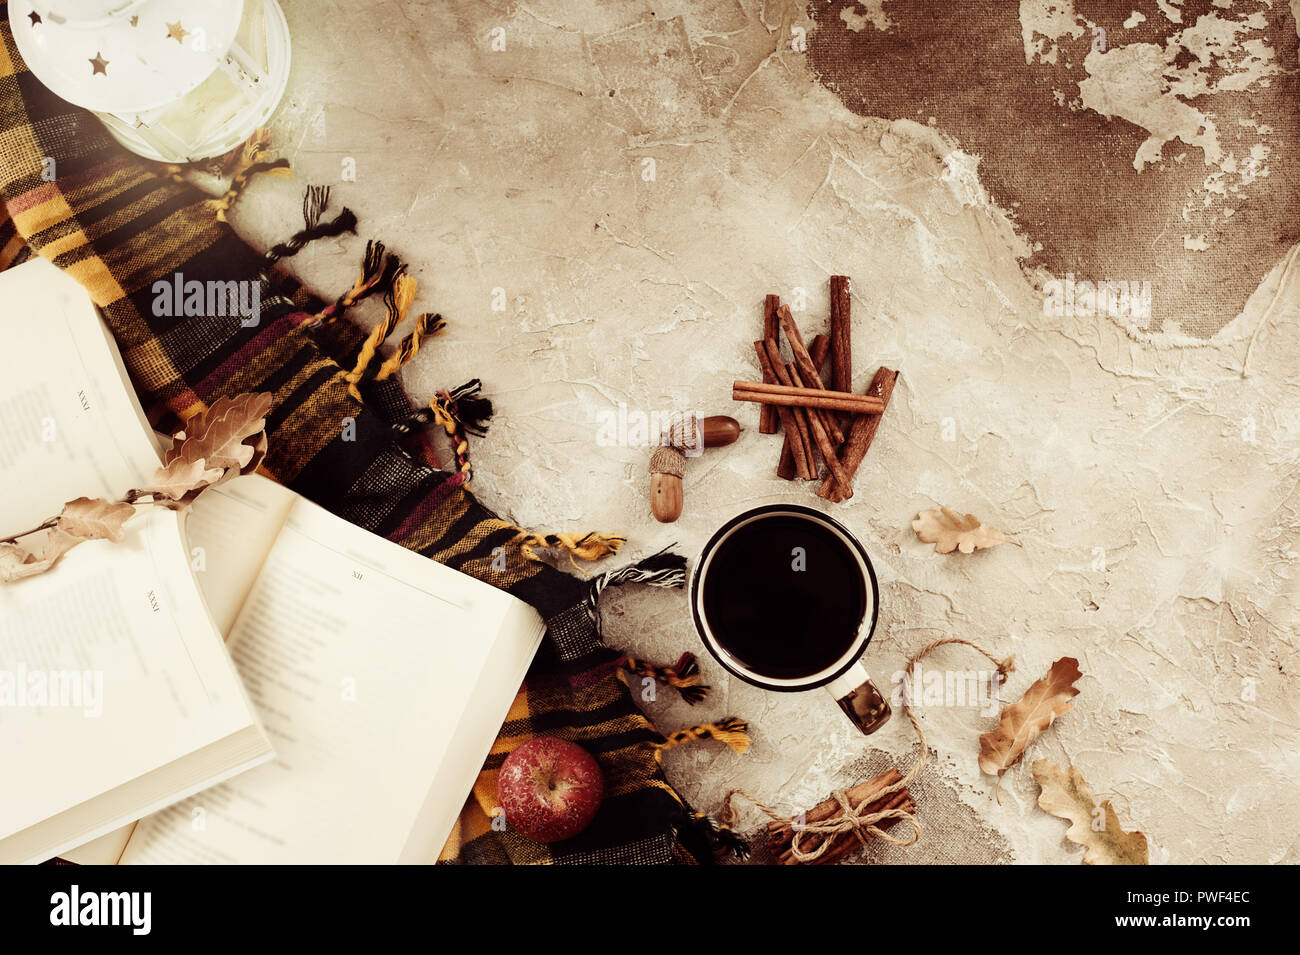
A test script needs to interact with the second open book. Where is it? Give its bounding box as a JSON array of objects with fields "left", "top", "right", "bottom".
[{"left": 72, "top": 474, "right": 543, "bottom": 865}]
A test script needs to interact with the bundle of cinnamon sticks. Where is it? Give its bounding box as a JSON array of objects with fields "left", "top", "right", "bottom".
[
  {"left": 768, "top": 767, "right": 915, "bottom": 865},
  {"left": 734, "top": 276, "right": 897, "bottom": 502}
]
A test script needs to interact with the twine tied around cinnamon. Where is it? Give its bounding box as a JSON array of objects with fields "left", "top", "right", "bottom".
[
  {"left": 719, "top": 636, "right": 1016, "bottom": 864},
  {"left": 721, "top": 777, "right": 921, "bottom": 863}
]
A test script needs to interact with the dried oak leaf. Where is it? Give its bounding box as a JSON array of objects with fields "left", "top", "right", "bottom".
[
  {"left": 167, "top": 392, "right": 274, "bottom": 478},
  {"left": 913, "top": 506, "right": 1006, "bottom": 554},
  {"left": 1032, "top": 759, "right": 1149, "bottom": 865},
  {"left": 978, "top": 656, "right": 1082, "bottom": 778},
  {"left": 56, "top": 497, "right": 137, "bottom": 543},
  {"left": 0, "top": 542, "right": 53, "bottom": 582},
  {"left": 0, "top": 530, "right": 82, "bottom": 582},
  {"left": 149, "top": 456, "right": 224, "bottom": 502}
]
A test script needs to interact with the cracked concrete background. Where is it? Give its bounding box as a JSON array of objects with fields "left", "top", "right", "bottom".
[
  {"left": 232, "top": 0, "right": 1299, "bottom": 863},
  {"left": 810, "top": 0, "right": 1300, "bottom": 338}
]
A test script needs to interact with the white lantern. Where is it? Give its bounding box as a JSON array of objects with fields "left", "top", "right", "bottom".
[{"left": 9, "top": 0, "right": 291, "bottom": 163}]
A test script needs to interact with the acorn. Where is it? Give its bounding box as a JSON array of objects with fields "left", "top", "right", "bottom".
[{"left": 649, "top": 415, "right": 741, "bottom": 523}]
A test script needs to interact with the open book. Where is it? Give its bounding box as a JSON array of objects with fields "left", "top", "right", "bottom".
[{"left": 0, "top": 259, "right": 546, "bottom": 864}]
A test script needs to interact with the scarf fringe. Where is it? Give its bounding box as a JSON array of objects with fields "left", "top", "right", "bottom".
[
  {"left": 315, "top": 238, "right": 402, "bottom": 326},
  {"left": 205, "top": 128, "right": 291, "bottom": 222},
  {"left": 264, "top": 185, "right": 358, "bottom": 267},
  {"left": 656, "top": 717, "right": 750, "bottom": 756},
  {"left": 586, "top": 545, "right": 686, "bottom": 619},
  {"left": 375, "top": 311, "right": 446, "bottom": 381},
  {"left": 513, "top": 530, "right": 626, "bottom": 569},
  {"left": 420, "top": 379, "right": 491, "bottom": 481},
  {"left": 345, "top": 271, "right": 417, "bottom": 400},
  {"left": 692, "top": 809, "right": 752, "bottom": 860},
  {"left": 618, "top": 651, "right": 709, "bottom": 705}
]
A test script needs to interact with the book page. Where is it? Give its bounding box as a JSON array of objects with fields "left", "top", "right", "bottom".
[
  {"left": 183, "top": 474, "right": 297, "bottom": 635},
  {"left": 0, "top": 508, "right": 269, "bottom": 864},
  {"left": 58, "top": 474, "right": 294, "bottom": 865},
  {"left": 121, "top": 496, "right": 544, "bottom": 864},
  {"left": 0, "top": 258, "right": 162, "bottom": 538}
]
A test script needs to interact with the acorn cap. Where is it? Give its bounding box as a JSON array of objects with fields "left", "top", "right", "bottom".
[{"left": 648, "top": 445, "right": 686, "bottom": 478}]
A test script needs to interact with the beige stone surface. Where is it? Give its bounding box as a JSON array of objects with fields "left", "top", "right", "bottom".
[{"left": 234, "top": 0, "right": 1300, "bottom": 863}]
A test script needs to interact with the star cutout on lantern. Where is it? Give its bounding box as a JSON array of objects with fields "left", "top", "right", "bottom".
[
  {"left": 166, "top": 20, "right": 190, "bottom": 45},
  {"left": 89, "top": 52, "right": 109, "bottom": 76},
  {"left": 27, "top": 11, "right": 40, "bottom": 26}
]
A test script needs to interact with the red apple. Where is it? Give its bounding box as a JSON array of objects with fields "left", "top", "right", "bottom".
[{"left": 497, "top": 737, "right": 604, "bottom": 843}]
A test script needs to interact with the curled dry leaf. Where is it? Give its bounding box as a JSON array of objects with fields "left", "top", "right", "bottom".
[
  {"left": 0, "top": 529, "right": 82, "bottom": 582},
  {"left": 912, "top": 506, "right": 1006, "bottom": 554},
  {"left": 1032, "top": 759, "right": 1149, "bottom": 865},
  {"left": 149, "top": 456, "right": 224, "bottom": 502},
  {"left": 978, "top": 656, "right": 1082, "bottom": 778},
  {"left": 56, "top": 497, "right": 138, "bottom": 543},
  {"left": 167, "top": 392, "right": 273, "bottom": 477},
  {"left": 0, "top": 542, "right": 53, "bottom": 581},
  {"left": 241, "top": 430, "right": 268, "bottom": 477}
]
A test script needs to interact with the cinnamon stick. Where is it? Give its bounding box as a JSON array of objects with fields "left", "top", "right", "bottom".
[
  {"left": 754, "top": 340, "right": 814, "bottom": 479},
  {"left": 731, "top": 381, "right": 886, "bottom": 414},
  {"left": 810, "top": 332, "right": 832, "bottom": 380},
  {"left": 761, "top": 339, "right": 816, "bottom": 479},
  {"left": 829, "top": 276, "right": 852, "bottom": 394},
  {"left": 778, "top": 334, "right": 830, "bottom": 479},
  {"left": 784, "top": 363, "right": 821, "bottom": 477},
  {"left": 830, "top": 275, "right": 852, "bottom": 428},
  {"left": 776, "top": 305, "right": 845, "bottom": 446},
  {"left": 785, "top": 363, "right": 854, "bottom": 491},
  {"left": 759, "top": 295, "right": 781, "bottom": 435},
  {"left": 817, "top": 366, "right": 898, "bottom": 503}
]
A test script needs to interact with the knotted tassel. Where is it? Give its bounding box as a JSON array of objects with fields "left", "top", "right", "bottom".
[
  {"left": 206, "top": 129, "right": 291, "bottom": 222},
  {"left": 374, "top": 311, "right": 446, "bottom": 381},
  {"left": 345, "top": 271, "right": 416, "bottom": 401},
  {"left": 691, "top": 809, "right": 752, "bottom": 860},
  {"left": 264, "top": 185, "right": 358, "bottom": 267},
  {"left": 313, "top": 239, "right": 400, "bottom": 326},
  {"left": 512, "top": 530, "right": 626, "bottom": 571},
  {"left": 584, "top": 544, "right": 686, "bottom": 627},
  {"left": 656, "top": 717, "right": 750, "bottom": 755},
  {"left": 618, "top": 652, "right": 710, "bottom": 705},
  {"left": 426, "top": 379, "right": 493, "bottom": 481}
]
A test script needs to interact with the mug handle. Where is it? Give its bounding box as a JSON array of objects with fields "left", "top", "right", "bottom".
[{"left": 825, "top": 661, "right": 891, "bottom": 736}]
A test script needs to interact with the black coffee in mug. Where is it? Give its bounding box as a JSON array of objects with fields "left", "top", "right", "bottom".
[
  {"left": 700, "top": 514, "right": 865, "bottom": 680},
  {"left": 691, "top": 504, "right": 890, "bottom": 736}
]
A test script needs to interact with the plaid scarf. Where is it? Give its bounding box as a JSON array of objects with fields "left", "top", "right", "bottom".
[{"left": 0, "top": 6, "right": 747, "bottom": 865}]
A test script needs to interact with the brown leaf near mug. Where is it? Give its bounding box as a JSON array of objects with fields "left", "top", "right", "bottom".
[
  {"left": 913, "top": 506, "right": 1006, "bottom": 554},
  {"left": 978, "top": 656, "right": 1081, "bottom": 778}
]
